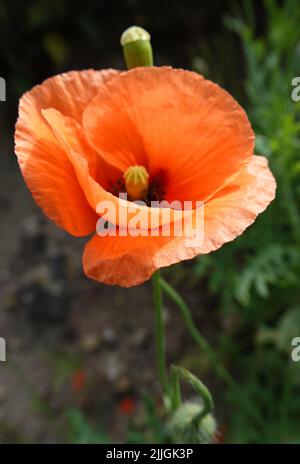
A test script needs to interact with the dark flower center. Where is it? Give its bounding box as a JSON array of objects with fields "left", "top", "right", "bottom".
[{"left": 110, "top": 169, "right": 167, "bottom": 205}]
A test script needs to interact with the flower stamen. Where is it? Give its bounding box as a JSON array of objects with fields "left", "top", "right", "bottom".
[{"left": 124, "top": 165, "right": 149, "bottom": 201}]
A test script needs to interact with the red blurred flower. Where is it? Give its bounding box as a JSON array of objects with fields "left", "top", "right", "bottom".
[
  {"left": 214, "top": 424, "right": 227, "bottom": 444},
  {"left": 118, "top": 396, "right": 136, "bottom": 414},
  {"left": 71, "top": 368, "right": 86, "bottom": 392}
]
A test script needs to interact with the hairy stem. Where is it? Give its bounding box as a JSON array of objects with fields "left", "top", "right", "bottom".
[
  {"left": 160, "top": 276, "right": 233, "bottom": 385},
  {"left": 152, "top": 270, "right": 169, "bottom": 395}
]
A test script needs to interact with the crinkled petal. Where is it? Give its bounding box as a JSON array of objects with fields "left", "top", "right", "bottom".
[
  {"left": 82, "top": 156, "right": 275, "bottom": 286},
  {"left": 83, "top": 67, "right": 254, "bottom": 201},
  {"left": 15, "top": 69, "right": 117, "bottom": 236},
  {"left": 43, "top": 108, "right": 194, "bottom": 230}
]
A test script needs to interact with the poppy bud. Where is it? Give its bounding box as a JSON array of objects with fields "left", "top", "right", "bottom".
[
  {"left": 167, "top": 401, "right": 217, "bottom": 444},
  {"left": 120, "top": 26, "right": 153, "bottom": 69},
  {"left": 124, "top": 165, "right": 149, "bottom": 201}
]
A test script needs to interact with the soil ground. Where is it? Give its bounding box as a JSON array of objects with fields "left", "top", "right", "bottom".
[{"left": 0, "top": 139, "right": 220, "bottom": 443}]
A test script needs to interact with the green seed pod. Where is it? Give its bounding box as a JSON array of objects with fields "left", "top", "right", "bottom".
[
  {"left": 167, "top": 401, "right": 217, "bottom": 444},
  {"left": 120, "top": 26, "right": 153, "bottom": 69}
]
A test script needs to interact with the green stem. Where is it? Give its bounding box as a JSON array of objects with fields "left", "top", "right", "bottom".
[
  {"left": 152, "top": 270, "right": 169, "bottom": 395},
  {"left": 161, "top": 275, "right": 267, "bottom": 429},
  {"left": 171, "top": 365, "right": 214, "bottom": 420},
  {"left": 160, "top": 276, "right": 233, "bottom": 386},
  {"left": 170, "top": 365, "right": 182, "bottom": 410}
]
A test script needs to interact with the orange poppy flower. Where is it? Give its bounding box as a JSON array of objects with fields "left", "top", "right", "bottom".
[{"left": 15, "top": 67, "right": 276, "bottom": 287}]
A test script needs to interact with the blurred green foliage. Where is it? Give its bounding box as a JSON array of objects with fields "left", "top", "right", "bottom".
[
  {"left": 190, "top": 0, "right": 300, "bottom": 443},
  {"left": 67, "top": 408, "right": 109, "bottom": 444}
]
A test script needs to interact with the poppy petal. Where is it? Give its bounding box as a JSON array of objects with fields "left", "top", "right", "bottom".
[
  {"left": 83, "top": 67, "right": 254, "bottom": 201},
  {"left": 82, "top": 156, "right": 275, "bottom": 286},
  {"left": 42, "top": 108, "right": 195, "bottom": 230},
  {"left": 15, "top": 70, "right": 117, "bottom": 236},
  {"left": 24, "top": 69, "right": 118, "bottom": 122},
  {"left": 202, "top": 155, "right": 276, "bottom": 251}
]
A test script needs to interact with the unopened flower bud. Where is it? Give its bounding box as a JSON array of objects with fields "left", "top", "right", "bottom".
[
  {"left": 167, "top": 401, "right": 217, "bottom": 444},
  {"left": 120, "top": 26, "right": 153, "bottom": 69}
]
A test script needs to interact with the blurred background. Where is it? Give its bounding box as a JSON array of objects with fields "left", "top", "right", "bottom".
[{"left": 0, "top": 0, "right": 300, "bottom": 444}]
